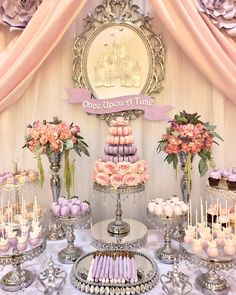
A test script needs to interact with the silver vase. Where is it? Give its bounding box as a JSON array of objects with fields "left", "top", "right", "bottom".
[
  {"left": 48, "top": 152, "right": 63, "bottom": 202},
  {"left": 178, "top": 152, "right": 194, "bottom": 204},
  {"left": 47, "top": 152, "right": 65, "bottom": 240}
]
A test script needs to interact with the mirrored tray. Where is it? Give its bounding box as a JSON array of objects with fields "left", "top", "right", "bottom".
[{"left": 71, "top": 251, "right": 159, "bottom": 295}]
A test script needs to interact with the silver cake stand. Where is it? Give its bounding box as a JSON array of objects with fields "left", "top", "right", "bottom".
[
  {"left": 0, "top": 239, "right": 46, "bottom": 292},
  {"left": 53, "top": 209, "right": 91, "bottom": 264},
  {"left": 93, "top": 182, "right": 144, "bottom": 235},
  {"left": 71, "top": 251, "right": 159, "bottom": 295},
  {"left": 147, "top": 211, "right": 187, "bottom": 264},
  {"left": 91, "top": 218, "right": 147, "bottom": 251},
  {"left": 180, "top": 244, "right": 236, "bottom": 295}
]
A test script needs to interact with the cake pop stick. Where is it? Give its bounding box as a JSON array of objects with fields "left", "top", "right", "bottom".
[
  {"left": 205, "top": 200, "right": 208, "bottom": 227},
  {"left": 196, "top": 209, "right": 198, "bottom": 239},
  {"left": 189, "top": 200, "right": 192, "bottom": 226},
  {"left": 212, "top": 212, "right": 214, "bottom": 241},
  {"left": 216, "top": 198, "right": 219, "bottom": 223},
  {"left": 200, "top": 198, "right": 203, "bottom": 224}
]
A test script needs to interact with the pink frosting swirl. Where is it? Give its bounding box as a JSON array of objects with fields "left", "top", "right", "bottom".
[
  {"left": 228, "top": 174, "right": 236, "bottom": 182},
  {"left": 209, "top": 171, "right": 221, "bottom": 179}
]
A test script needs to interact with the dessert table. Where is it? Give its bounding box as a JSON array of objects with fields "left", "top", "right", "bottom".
[{"left": 1, "top": 229, "right": 236, "bottom": 294}]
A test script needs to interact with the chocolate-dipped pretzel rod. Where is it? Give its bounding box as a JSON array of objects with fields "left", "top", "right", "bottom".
[{"left": 86, "top": 251, "right": 137, "bottom": 284}]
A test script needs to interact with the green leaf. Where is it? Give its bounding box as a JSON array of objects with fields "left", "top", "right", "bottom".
[
  {"left": 172, "top": 155, "right": 178, "bottom": 170},
  {"left": 74, "top": 145, "right": 81, "bottom": 156},
  {"left": 64, "top": 139, "right": 74, "bottom": 150},
  {"left": 198, "top": 151, "right": 207, "bottom": 160},
  {"left": 157, "top": 141, "right": 167, "bottom": 152},
  {"left": 211, "top": 132, "right": 224, "bottom": 141},
  {"left": 198, "top": 158, "right": 208, "bottom": 176}
]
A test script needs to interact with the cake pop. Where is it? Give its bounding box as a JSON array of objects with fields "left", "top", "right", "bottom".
[
  {"left": 224, "top": 239, "right": 235, "bottom": 256},
  {"left": 207, "top": 240, "right": 219, "bottom": 257}
]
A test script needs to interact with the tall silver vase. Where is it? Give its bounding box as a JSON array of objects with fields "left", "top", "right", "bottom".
[
  {"left": 47, "top": 152, "right": 65, "bottom": 240},
  {"left": 178, "top": 152, "right": 193, "bottom": 204},
  {"left": 49, "top": 153, "right": 63, "bottom": 202}
]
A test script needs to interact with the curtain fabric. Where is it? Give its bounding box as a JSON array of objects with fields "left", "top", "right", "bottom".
[
  {"left": 148, "top": 0, "right": 236, "bottom": 105},
  {"left": 0, "top": 0, "right": 86, "bottom": 112}
]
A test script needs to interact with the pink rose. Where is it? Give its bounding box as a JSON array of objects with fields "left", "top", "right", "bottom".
[
  {"left": 164, "top": 144, "right": 179, "bottom": 154},
  {"left": 95, "top": 172, "right": 110, "bottom": 186},
  {"left": 123, "top": 173, "right": 141, "bottom": 186},
  {"left": 110, "top": 173, "right": 124, "bottom": 188},
  {"left": 94, "top": 161, "right": 110, "bottom": 174},
  {"left": 140, "top": 172, "right": 149, "bottom": 182},
  {"left": 104, "top": 161, "right": 116, "bottom": 174},
  {"left": 131, "top": 160, "right": 147, "bottom": 174},
  {"left": 116, "top": 162, "right": 131, "bottom": 175},
  {"left": 71, "top": 125, "right": 80, "bottom": 135}
]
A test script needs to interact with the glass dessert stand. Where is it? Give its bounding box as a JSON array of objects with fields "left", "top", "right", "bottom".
[
  {"left": 70, "top": 251, "right": 159, "bottom": 295},
  {"left": 93, "top": 183, "right": 145, "bottom": 235},
  {"left": 52, "top": 209, "right": 91, "bottom": 264},
  {"left": 147, "top": 211, "right": 187, "bottom": 264},
  {"left": 180, "top": 243, "right": 236, "bottom": 295},
  {"left": 0, "top": 239, "right": 46, "bottom": 292}
]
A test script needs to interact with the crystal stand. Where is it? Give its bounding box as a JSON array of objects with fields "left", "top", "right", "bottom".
[
  {"left": 54, "top": 209, "right": 91, "bottom": 264},
  {"left": 180, "top": 244, "right": 236, "bottom": 295},
  {"left": 0, "top": 239, "right": 46, "bottom": 292},
  {"left": 91, "top": 218, "right": 147, "bottom": 251},
  {"left": 147, "top": 212, "right": 187, "bottom": 264},
  {"left": 93, "top": 182, "right": 144, "bottom": 236}
]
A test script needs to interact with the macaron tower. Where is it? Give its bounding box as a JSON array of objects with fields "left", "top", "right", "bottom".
[{"left": 93, "top": 117, "right": 148, "bottom": 189}]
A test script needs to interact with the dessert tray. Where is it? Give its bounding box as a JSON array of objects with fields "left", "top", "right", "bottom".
[
  {"left": 180, "top": 243, "right": 236, "bottom": 295},
  {"left": 71, "top": 251, "right": 159, "bottom": 295},
  {"left": 0, "top": 238, "right": 46, "bottom": 292},
  {"left": 147, "top": 211, "right": 187, "bottom": 264}
]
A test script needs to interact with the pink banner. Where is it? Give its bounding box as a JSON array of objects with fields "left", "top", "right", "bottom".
[{"left": 66, "top": 88, "right": 172, "bottom": 121}]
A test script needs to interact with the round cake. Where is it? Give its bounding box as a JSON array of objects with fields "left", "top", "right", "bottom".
[{"left": 93, "top": 117, "right": 148, "bottom": 188}]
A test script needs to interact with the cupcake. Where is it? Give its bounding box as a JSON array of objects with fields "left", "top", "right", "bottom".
[
  {"left": 227, "top": 174, "right": 236, "bottom": 191},
  {"left": 208, "top": 171, "right": 221, "bottom": 187}
]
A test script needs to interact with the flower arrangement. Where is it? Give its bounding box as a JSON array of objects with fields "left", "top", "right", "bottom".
[
  {"left": 0, "top": 0, "right": 42, "bottom": 30},
  {"left": 93, "top": 160, "right": 148, "bottom": 188},
  {"left": 23, "top": 117, "right": 89, "bottom": 197},
  {"left": 157, "top": 111, "right": 223, "bottom": 190}
]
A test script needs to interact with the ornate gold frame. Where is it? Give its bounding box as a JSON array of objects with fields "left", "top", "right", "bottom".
[{"left": 72, "top": 0, "right": 166, "bottom": 121}]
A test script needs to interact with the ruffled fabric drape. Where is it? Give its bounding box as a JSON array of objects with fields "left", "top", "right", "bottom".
[
  {"left": 149, "top": 0, "right": 236, "bottom": 104},
  {"left": 0, "top": 0, "right": 86, "bottom": 112}
]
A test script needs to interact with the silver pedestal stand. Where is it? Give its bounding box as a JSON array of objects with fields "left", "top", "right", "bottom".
[
  {"left": 0, "top": 239, "right": 46, "bottom": 292},
  {"left": 93, "top": 182, "right": 144, "bottom": 235},
  {"left": 53, "top": 209, "right": 91, "bottom": 264},
  {"left": 181, "top": 244, "right": 236, "bottom": 295},
  {"left": 147, "top": 212, "right": 187, "bottom": 264}
]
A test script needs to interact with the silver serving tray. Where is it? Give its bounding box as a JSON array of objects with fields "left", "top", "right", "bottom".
[{"left": 71, "top": 251, "right": 159, "bottom": 294}]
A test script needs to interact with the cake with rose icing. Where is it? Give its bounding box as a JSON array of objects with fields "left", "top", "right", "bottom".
[
  {"left": 208, "top": 168, "right": 236, "bottom": 191},
  {"left": 93, "top": 117, "right": 148, "bottom": 188}
]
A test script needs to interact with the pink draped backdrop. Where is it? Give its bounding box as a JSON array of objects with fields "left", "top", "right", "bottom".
[{"left": 0, "top": 0, "right": 235, "bottom": 112}]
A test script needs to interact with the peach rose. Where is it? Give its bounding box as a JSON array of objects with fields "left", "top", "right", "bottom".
[
  {"left": 123, "top": 173, "right": 141, "bottom": 186},
  {"left": 95, "top": 172, "right": 110, "bottom": 186},
  {"left": 131, "top": 160, "right": 146, "bottom": 174},
  {"left": 110, "top": 173, "right": 124, "bottom": 188},
  {"left": 116, "top": 162, "right": 131, "bottom": 175},
  {"left": 104, "top": 161, "right": 116, "bottom": 175}
]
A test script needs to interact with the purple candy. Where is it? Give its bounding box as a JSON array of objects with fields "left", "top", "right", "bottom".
[
  {"left": 124, "top": 156, "right": 129, "bottom": 162},
  {"left": 95, "top": 255, "right": 104, "bottom": 281},
  {"left": 104, "top": 255, "right": 110, "bottom": 279},
  {"left": 127, "top": 256, "right": 131, "bottom": 282},
  {"left": 109, "top": 255, "right": 114, "bottom": 280},
  {"left": 92, "top": 255, "right": 99, "bottom": 280},
  {"left": 118, "top": 156, "right": 124, "bottom": 162},
  {"left": 114, "top": 256, "right": 119, "bottom": 280},
  {"left": 80, "top": 202, "right": 89, "bottom": 212},
  {"left": 119, "top": 255, "right": 123, "bottom": 281},
  {"left": 100, "top": 254, "right": 107, "bottom": 280}
]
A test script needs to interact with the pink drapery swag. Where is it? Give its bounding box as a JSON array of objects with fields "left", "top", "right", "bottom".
[
  {"left": 0, "top": 0, "right": 87, "bottom": 113},
  {"left": 0, "top": 0, "right": 235, "bottom": 113}
]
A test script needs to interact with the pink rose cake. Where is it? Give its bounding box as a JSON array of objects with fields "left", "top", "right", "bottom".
[{"left": 93, "top": 117, "right": 148, "bottom": 188}]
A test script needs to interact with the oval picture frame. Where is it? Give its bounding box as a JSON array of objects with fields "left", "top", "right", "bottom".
[{"left": 72, "top": 0, "right": 166, "bottom": 122}]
